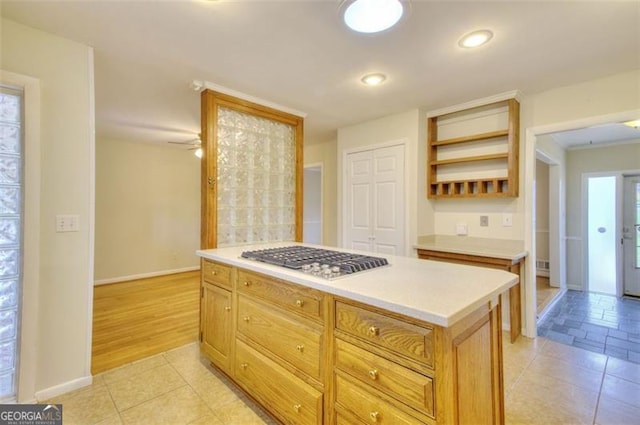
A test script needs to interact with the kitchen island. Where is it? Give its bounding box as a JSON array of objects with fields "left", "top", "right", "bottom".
[{"left": 197, "top": 242, "right": 518, "bottom": 425}]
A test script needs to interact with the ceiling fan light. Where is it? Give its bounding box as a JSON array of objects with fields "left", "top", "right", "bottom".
[
  {"left": 458, "top": 30, "right": 493, "bottom": 48},
  {"left": 194, "top": 147, "right": 203, "bottom": 158},
  {"left": 344, "top": 0, "right": 404, "bottom": 34}
]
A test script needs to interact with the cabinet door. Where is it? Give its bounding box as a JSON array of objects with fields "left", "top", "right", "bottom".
[{"left": 201, "top": 283, "right": 233, "bottom": 373}]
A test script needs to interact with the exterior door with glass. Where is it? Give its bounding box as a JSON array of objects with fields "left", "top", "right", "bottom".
[{"left": 623, "top": 176, "right": 640, "bottom": 296}]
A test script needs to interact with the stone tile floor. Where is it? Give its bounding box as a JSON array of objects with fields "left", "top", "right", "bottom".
[
  {"left": 44, "top": 336, "right": 640, "bottom": 424},
  {"left": 538, "top": 290, "right": 640, "bottom": 364}
]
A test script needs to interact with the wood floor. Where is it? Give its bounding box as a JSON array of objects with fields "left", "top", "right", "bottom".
[
  {"left": 91, "top": 270, "right": 200, "bottom": 374},
  {"left": 536, "top": 275, "right": 561, "bottom": 316}
]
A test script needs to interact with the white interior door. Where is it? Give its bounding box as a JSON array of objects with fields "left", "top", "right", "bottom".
[
  {"left": 345, "top": 144, "right": 405, "bottom": 255},
  {"left": 345, "top": 150, "right": 374, "bottom": 252},
  {"left": 623, "top": 176, "right": 640, "bottom": 296},
  {"left": 372, "top": 145, "right": 405, "bottom": 255}
]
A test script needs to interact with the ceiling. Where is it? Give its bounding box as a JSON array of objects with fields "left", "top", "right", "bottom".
[
  {"left": 551, "top": 122, "right": 640, "bottom": 150},
  {"left": 1, "top": 0, "right": 639, "bottom": 147}
]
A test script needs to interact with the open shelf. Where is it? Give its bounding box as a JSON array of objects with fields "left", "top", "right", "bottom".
[
  {"left": 431, "top": 129, "right": 509, "bottom": 146},
  {"left": 427, "top": 97, "right": 519, "bottom": 199},
  {"left": 429, "top": 153, "right": 509, "bottom": 166}
]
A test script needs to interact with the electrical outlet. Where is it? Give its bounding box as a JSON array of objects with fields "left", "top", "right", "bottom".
[
  {"left": 456, "top": 223, "right": 468, "bottom": 235},
  {"left": 480, "top": 215, "right": 489, "bottom": 227},
  {"left": 502, "top": 213, "right": 513, "bottom": 227},
  {"left": 56, "top": 214, "right": 80, "bottom": 232}
]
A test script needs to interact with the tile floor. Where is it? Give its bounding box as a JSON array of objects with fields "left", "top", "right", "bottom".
[
  {"left": 44, "top": 336, "right": 640, "bottom": 424},
  {"left": 538, "top": 290, "right": 640, "bottom": 364}
]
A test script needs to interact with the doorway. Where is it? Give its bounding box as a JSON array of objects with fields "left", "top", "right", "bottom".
[
  {"left": 303, "top": 164, "right": 323, "bottom": 245},
  {"left": 535, "top": 158, "right": 562, "bottom": 315},
  {"left": 623, "top": 175, "right": 640, "bottom": 296}
]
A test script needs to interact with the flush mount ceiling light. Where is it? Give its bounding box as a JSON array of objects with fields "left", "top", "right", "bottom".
[
  {"left": 458, "top": 29, "right": 494, "bottom": 48},
  {"left": 623, "top": 119, "right": 640, "bottom": 129},
  {"left": 343, "top": 0, "right": 404, "bottom": 34},
  {"left": 361, "top": 73, "right": 387, "bottom": 86}
]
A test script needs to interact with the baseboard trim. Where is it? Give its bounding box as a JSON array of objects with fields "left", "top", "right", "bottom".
[
  {"left": 94, "top": 266, "right": 200, "bottom": 286},
  {"left": 35, "top": 375, "right": 92, "bottom": 401}
]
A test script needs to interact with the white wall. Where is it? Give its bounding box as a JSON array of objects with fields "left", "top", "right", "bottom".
[
  {"left": 337, "top": 109, "right": 428, "bottom": 255},
  {"left": 1, "top": 18, "right": 94, "bottom": 399},
  {"left": 95, "top": 139, "right": 200, "bottom": 282}
]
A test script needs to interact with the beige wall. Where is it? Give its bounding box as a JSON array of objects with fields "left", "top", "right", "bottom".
[
  {"left": 1, "top": 18, "right": 94, "bottom": 398},
  {"left": 304, "top": 140, "right": 338, "bottom": 247},
  {"left": 536, "top": 159, "right": 550, "bottom": 263},
  {"left": 565, "top": 142, "right": 640, "bottom": 289},
  {"left": 95, "top": 139, "right": 200, "bottom": 282},
  {"left": 337, "top": 109, "right": 428, "bottom": 255}
]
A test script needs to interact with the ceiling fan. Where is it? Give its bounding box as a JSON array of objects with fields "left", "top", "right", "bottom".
[{"left": 168, "top": 134, "right": 202, "bottom": 157}]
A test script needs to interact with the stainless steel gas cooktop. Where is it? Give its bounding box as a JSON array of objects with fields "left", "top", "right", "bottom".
[{"left": 240, "top": 245, "right": 389, "bottom": 280}]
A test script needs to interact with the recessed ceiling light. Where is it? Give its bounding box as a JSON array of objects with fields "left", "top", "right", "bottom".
[
  {"left": 343, "top": 0, "right": 404, "bottom": 34},
  {"left": 361, "top": 73, "right": 387, "bottom": 86},
  {"left": 458, "top": 30, "right": 494, "bottom": 48}
]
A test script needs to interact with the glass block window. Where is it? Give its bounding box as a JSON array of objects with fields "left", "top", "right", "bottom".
[
  {"left": 0, "top": 86, "right": 22, "bottom": 400},
  {"left": 216, "top": 106, "right": 296, "bottom": 246}
]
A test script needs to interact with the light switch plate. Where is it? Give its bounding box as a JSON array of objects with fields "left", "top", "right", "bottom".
[
  {"left": 480, "top": 215, "right": 489, "bottom": 227},
  {"left": 56, "top": 215, "right": 79, "bottom": 232}
]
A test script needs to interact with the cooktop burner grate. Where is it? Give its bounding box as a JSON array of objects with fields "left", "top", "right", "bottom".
[{"left": 240, "top": 246, "right": 389, "bottom": 279}]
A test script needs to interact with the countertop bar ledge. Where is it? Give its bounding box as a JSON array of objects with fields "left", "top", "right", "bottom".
[
  {"left": 414, "top": 234, "right": 527, "bottom": 261},
  {"left": 197, "top": 242, "right": 519, "bottom": 328}
]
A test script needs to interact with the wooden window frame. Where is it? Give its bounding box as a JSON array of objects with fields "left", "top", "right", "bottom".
[{"left": 200, "top": 89, "right": 304, "bottom": 249}]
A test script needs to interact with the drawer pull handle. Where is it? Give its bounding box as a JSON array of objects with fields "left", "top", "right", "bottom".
[
  {"left": 368, "top": 326, "right": 380, "bottom": 337},
  {"left": 211, "top": 270, "right": 217, "bottom": 276},
  {"left": 296, "top": 344, "right": 304, "bottom": 353},
  {"left": 243, "top": 281, "right": 251, "bottom": 287},
  {"left": 243, "top": 316, "right": 251, "bottom": 322},
  {"left": 224, "top": 306, "right": 231, "bottom": 312},
  {"left": 293, "top": 404, "right": 301, "bottom": 413},
  {"left": 295, "top": 299, "right": 304, "bottom": 307},
  {"left": 369, "top": 411, "right": 380, "bottom": 422},
  {"left": 368, "top": 369, "right": 378, "bottom": 380},
  {"left": 239, "top": 363, "right": 248, "bottom": 370}
]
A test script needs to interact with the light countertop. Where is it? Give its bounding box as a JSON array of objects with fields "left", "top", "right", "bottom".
[
  {"left": 414, "top": 235, "right": 527, "bottom": 261},
  {"left": 197, "top": 242, "right": 518, "bottom": 328}
]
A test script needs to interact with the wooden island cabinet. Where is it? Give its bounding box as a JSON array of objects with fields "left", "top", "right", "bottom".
[{"left": 198, "top": 243, "right": 518, "bottom": 425}]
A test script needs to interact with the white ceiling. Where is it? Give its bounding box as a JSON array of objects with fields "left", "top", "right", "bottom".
[
  {"left": 550, "top": 122, "right": 640, "bottom": 149},
  {"left": 2, "top": 0, "right": 639, "bottom": 147}
]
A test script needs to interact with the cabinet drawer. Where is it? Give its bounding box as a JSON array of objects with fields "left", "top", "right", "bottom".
[
  {"left": 235, "top": 340, "right": 323, "bottom": 425},
  {"left": 335, "top": 339, "right": 434, "bottom": 417},
  {"left": 202, "top": 260, "right": 232, "bottom": 288},
  {"left": 335, "top": 301, "right": 433, "bottom": 367},
  {"left": 335, "top": 374, "right": 425, "bottom": 425},
  {"left": 237, "top": 270, "right": 323, "bottom": 320},
  {"left": 238, "top": 295, "right": 323, "bottom": 381}
]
